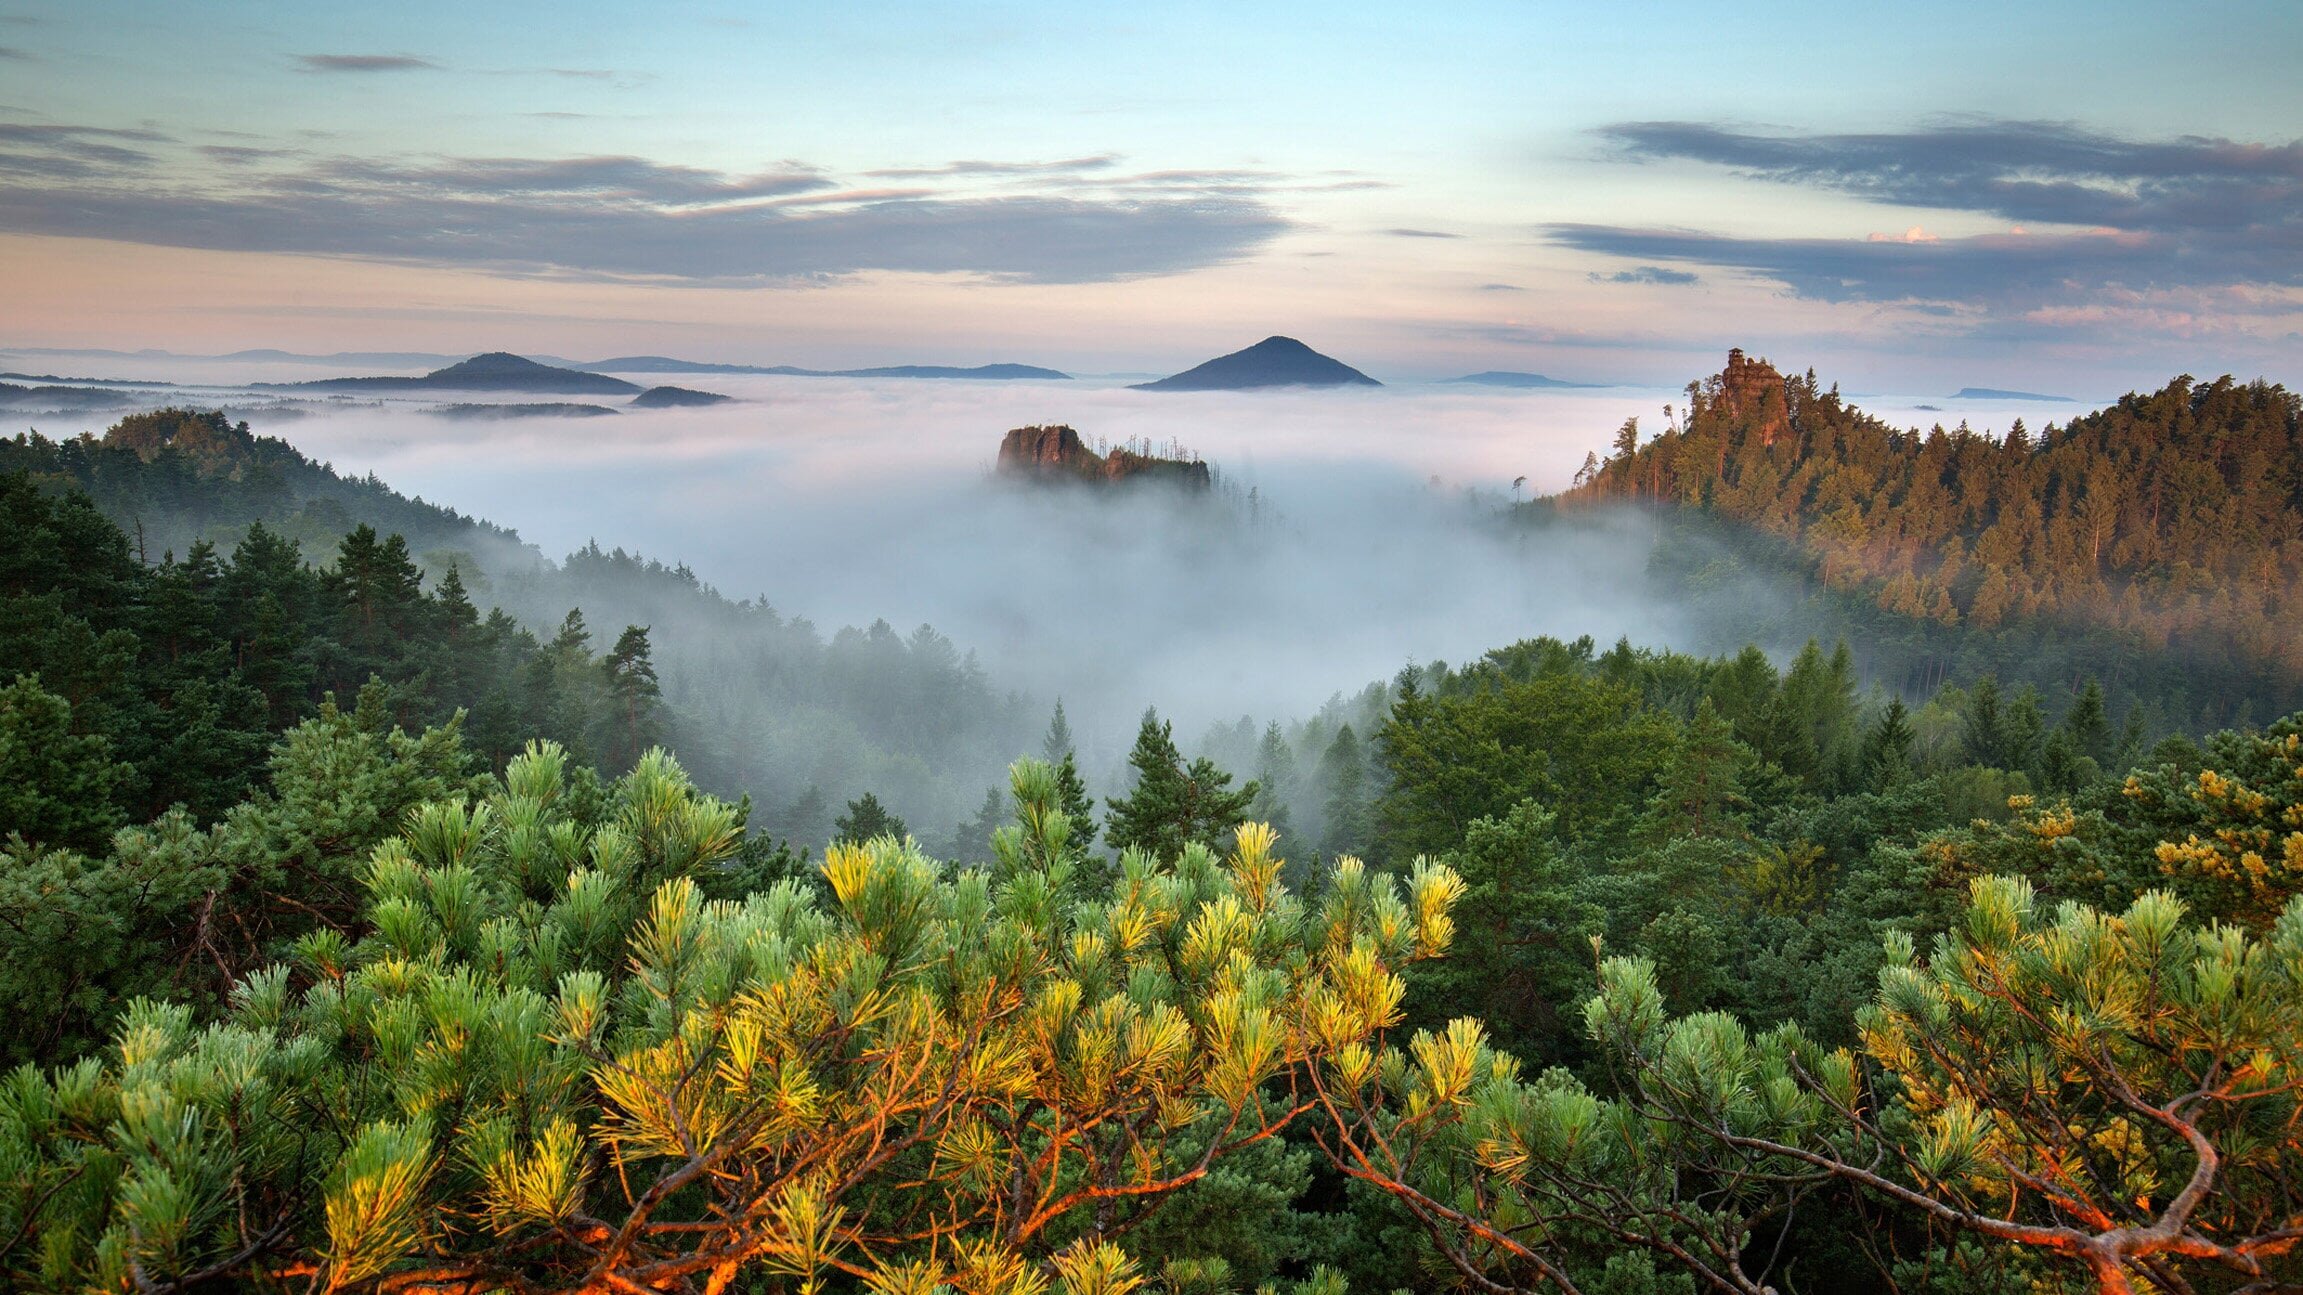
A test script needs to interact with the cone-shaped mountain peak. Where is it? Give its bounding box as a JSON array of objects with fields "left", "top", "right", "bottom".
[{"left": 1131, "top": 336, "right": 1381, "bottom": 391}]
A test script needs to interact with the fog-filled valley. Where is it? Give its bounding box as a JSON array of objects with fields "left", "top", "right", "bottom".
[{"left": 8, "top": 365, "right": 2121, "bottom": 837}]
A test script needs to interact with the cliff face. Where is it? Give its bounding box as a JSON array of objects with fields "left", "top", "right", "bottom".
[{"left": 996, "top": 425, "right": 1211, "bottom": 490}]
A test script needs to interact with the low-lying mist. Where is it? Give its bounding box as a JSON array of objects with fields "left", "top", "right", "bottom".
[
  {"left": 27, "top": 366, "right": 2096, "bottom": 839},
  {"left": 261, "top": 379, "right": 1696, "bottom": 753}
]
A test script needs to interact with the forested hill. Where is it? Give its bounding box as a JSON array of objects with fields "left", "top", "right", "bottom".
[
  {"left": 1559, "top": 350, "right": 2303, "bottom": 683},
  {"left": 0, "top": 407, "right": 533, "bottom": 573}
]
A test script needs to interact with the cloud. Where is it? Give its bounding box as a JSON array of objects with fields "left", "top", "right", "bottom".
[
  {"left": 296, "top": 54, "right": 439, "bottom": 72},
  {"left": 198, "top": 144, "right": 289, "bottom": 166},
  {"left": 1564, "top": 118, "right": 2303, "bottom": 311},
  {"left": 0, "top": 46, "right": 32, "bottom": 61},
  {"left": 1478, "top": 282, "right": 1523, "bottom": 291},
  {"left": 1592, "top": 264, "right": 1699, "bottom": 285},
  {"left": 317, "top": 154, "right": 832, "bottom": 203},
  {"left": 0, "top": 132, "right": 1291, "bottom": 283},
  {"left": 1385, "top": 227, "right": 1461, "bottom": 239},
  {"left": 1551, "top": 222, "right": 2164, "bottom": 306},
  {"left": 869, "top": 154, "right": 1120, "bottom": 178},
  {"left": 1599, "top": 119, "right": 2303, "bottom": 232},
  {"left": 0, "top": 121, "right": 168, "bottom": 179}
]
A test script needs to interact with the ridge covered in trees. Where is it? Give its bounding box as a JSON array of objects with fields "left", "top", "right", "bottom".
[{"left": 1558, "top": 351, "right": 2303, "bottom": 694}]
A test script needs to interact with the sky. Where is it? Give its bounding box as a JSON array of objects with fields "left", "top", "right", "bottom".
[{"left": 2, "top": 0, "right": 2300, "bottom": 393}]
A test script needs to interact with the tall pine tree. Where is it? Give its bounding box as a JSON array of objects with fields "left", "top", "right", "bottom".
[{"left": 1105, "top": 708, "right": 1256, "bottom": 859}]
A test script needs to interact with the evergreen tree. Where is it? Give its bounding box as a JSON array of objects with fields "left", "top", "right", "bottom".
[
  {"left": 1642, "top": 698, "right": 1751, "bottom": 840},
  {"left": 1859, "top": 696, "right": 1917, "bottom": 790},
  {"left": 1052, "top": 750, "right": 1097, "bottom": 852},
  {"left": 1248, "top": 720, "right": 1298, "bottom": 840},
  {"left": 2004, "top": 684, "right": 2047, "bottom": 777},
  {"left": 773, "top": 784, "right": 832, "bottom": 853},
  {"left": 834, "top": 790, "right": 907, "bottom": 844},
  {"left": 1962, "top": 676, "right": 2009, "bottom": 768},
  {"left": 1317, "top": 723, "right": 1372, "bottom": 861},
  {"left": 600, "top": 623, "right": 662, "bottom": 772},
  {"left": 943, "top": 786, "right": 1007, "bottom": 866},
  {"left": 2036, "top": 725, "right": 2092, "bottom": 793},
  {"left": 1043, "top": 699, "right": 1076, "bottom": 764},
  {"left": 1105, "top": 708, "right": 1257, "bottom": 859},
  {"left": 550, "top": 607, "right": 591, "bottom": 658},
  {"left": 2062, "top": 678, "right": 2112, "bottom": 765},
  {"left": 0, "top": 675, "right": 130, "bottom": 853},
  {"left": 434, "top": 563, "right": 478, "bottom": 639}
]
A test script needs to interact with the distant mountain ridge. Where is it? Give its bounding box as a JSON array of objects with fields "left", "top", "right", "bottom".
[
  {"left": 1954, "top": 386, "right": 2074, "bottom": 402},
  {"left": 257, "top": 352, "right": 642, "bottom": 396},
  {"left": 1132, "top": 336, "right": 1380, "bottom": 391},
  {"left": 0, "top": 346, "right": 1070, "bottom": 382},
  {"left": 579, "top": 356, "right": 1070, "bottom": 381},
  {"left": 1446, "top": 371, "right": 1601, "bottom": 390}
]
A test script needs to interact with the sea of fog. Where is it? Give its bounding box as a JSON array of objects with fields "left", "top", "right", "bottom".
[
  {"left": 257, "top": 377, "right": 2077, "bottom": 739},
  {"left": 26, "top": 366, "right": 2086, "bottom": 751}
]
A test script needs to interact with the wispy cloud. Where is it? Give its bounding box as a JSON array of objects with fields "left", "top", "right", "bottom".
[
  {"left": 0, "top": 129, "right": 1291, "bottom": 284},
  {"left": 1563, "top": 118, "right": 2303, "bottom": 312},
  {"left": 1591, "top": 264, "right": 1699, "bottom": 286},
  {"left": 295, "top": 54, "right": 438, "bottom": 73},
  {"left": 0, "top": 121, "right": 168, "bottom": 179},
  {"left": 868, "top": 154, "right": 1120, "bottom": 179},
  {"left": 1599, "top": 119, "right": 2303, "bottom": 232},
  {"left": 198, "top": 144, "right": 290, "bottom": 166},
  {"left": 0, "top": 46, "right": 32, "bottom": 61},
  {"left": 316, "top": 154, "right": 832, "bottom": 203},
  {"left": 1551, "top": 221, "right": 2161, "bottom": 305},
  {"left": 1385, "top": 227, "right": 1461, "bottom": 239},
  {"left": 1478, "top": 282, "right": 1522, "bottom": 291}
]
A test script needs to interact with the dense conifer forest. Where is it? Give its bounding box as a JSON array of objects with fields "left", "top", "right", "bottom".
[{"left": 4, "top": 358, "right": 2302, "bottom": 1294}]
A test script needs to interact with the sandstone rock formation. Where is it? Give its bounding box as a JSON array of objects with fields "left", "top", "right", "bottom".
[
  {"left": 995, "top": 425, "right": 1211, "bottom": 490},
  {"left": 1716, "top": 347, "right": 1791, "bottom": 448}
]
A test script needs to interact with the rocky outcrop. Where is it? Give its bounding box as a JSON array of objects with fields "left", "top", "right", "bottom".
[
  {"left": 1715, "top": 347, "right": 1790, "bottom": 448},
  {"left": 996, "top": 425, "right": 1211, "bottom": 490}
]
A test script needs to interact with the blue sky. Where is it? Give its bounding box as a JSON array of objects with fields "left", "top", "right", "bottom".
[{"left": 2, "top": 0, "right": 2298, "bottom": 391}]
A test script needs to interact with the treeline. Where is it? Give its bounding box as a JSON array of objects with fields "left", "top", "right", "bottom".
[
  {"left": 0, "top": 468, "right": 680, "bottom": 834},
  {"left": 513, "top": 539, "right": 1033, "bottom": 844},
  {"left": 1554, "top": 354, "right": 2303, "bottom": 720}
]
